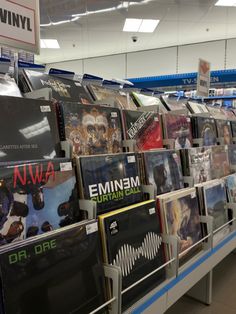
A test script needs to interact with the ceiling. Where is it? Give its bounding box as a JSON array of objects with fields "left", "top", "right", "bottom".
[{"left": 36, "top": 0, "right": 236, "bottom": 64}]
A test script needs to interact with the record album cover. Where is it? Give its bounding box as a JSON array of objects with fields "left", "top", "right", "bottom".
[
  {"left": 207, "top": 106, "right": 226, "bottom": 119},
  {"left": 0, "top": 159, "right": 79, "bottom": 246},
  {"left": 59, "top": 102, "right": 123, "bottom": 155},
  {"left": 131, "top": 92, "right": 168, "bottom": 113},
  {"left": 87, "top": 84, "right": 136, "bottom": 110},
  {"left": 228, "top": 144, "right": 236, "bottom": 170},
  {"left": 0, "top": 96, "right": 60, "bottom": 161},
  {"left": 186, "top": 101, "right": 209, "bottom": 114},
  {"left": 0, "top": 221, "right": 106, "bottom": 314},
  {"left": 162, "top": 114, "right": 192, "bottom": 149},
  {"left": 78, "top": 153, "right": 143, "bottom": 215},
  {"left": 215, "top": 119, "right": 232, "bottom": 144},
  {"left": 158, "top": 188, "right": 202, "bottom": 263},
  {"left": 161, "top": 95, "right": 188, "bottom": 112},
  {"left": 192, "top": 117, "right": 217, "bottom": 146},
  {"left": 225, "top": 174, "right": 236, "bottom": 204},
  {"left": 99, "top": 200, "right": 166, "bottom": 309},
  {"left": 22, "top": 69, "right": 92, "bottom": 103},
  {"left": 211, "top": 145, "right": 231, "bottom": 179},
  {"left": 0, "top": 74, "right": 22, "bottom": 97},
  {"left": 143, "top": 150, "right": 184, "bottom": 196},
  {"left": 230, "top": 121, "right": 236, "bottom": 138},
  {"left": 122, "top": 110, "right": 163, "bottom": 151},
  {"left": 181, "top": 147, "right": 212, "bottom": 184}
]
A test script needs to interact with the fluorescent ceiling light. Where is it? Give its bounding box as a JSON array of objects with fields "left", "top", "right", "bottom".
[
  {"left": 215, "top": 0, "right": 236, "bottom": 6},
  {"left": 123, "top": 18, "right": 159, "bottom": 32},
  {"left": 40, "top": 39, "right": 60, "bottom": 49}
]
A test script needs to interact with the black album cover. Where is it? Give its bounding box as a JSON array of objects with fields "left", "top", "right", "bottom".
[
  {"left": 58, "top": 102, "right": 123, "bottom": 155},
  {"left": 192, "top": 116, "right": 217, "bottom": 146},
  {"left": 230, "top": 121, "right": 236, "bottom": 138},
  {"left": 0, "top": 159, "right": 80, "bottom": 246},
  {"left": 78, "top": 153, "right": 143, "bottom": 215},
  {"left": 0, "top": 96, "right": 60, "bottom": 161},
  {"left": 99, "top": 200, "right": 166, "bottom": 310},
  {"left": 0, "top": 221, "right": 106, "bottom": 314},
  {"left": 215, "top": 119, "right": 232, "bottom": 144},
  {"left": 122, "top": 110, "right": 163, "bottom": 151},
  {"left": 22, "top": 69, "right": 92, "bottom": 103},
  {"left": 143, "top": 150, "right": 184, "bottom": 196},
  {"left": 0, "top": 74, "right": 22, "bottom": 97}
]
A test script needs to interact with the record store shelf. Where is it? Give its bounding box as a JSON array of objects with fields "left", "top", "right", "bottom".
[{"left": 123, "top": 213, "right": 236, "bottom": 314}]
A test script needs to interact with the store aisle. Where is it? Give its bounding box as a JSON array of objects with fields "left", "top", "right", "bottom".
[{"left": 166, "top": 253, "right": 236, "bottom": 314}]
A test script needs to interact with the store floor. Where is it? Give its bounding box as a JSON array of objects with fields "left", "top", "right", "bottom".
[{"left": 166, "top": 252, "right": 236, "bottom": 314}]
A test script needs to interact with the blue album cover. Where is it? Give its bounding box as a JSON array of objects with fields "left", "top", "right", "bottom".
[
  {"left": 143, "top": 150, "right": 184, "bottom": 196},
  {"left": 225, "top": 174, "right": 236, "bottom": 204},
  {"left": 79, "top": 153, "right": 143, "bottom": 215},
  {"left": 0, "top": 159, "right": 79, "bottom": 246}
]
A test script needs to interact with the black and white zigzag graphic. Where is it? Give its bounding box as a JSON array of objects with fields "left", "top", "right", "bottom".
[{"left": 112, "top": 232, "right": 162, "bottom": 277}]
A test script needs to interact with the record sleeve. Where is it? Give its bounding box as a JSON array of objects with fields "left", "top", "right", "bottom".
[
  {"left": 224, "top": 173, "right": 236, "bottom": 204},
  {"left": 186, "top": 101, "right": 209, "bottom": 114},
  {"left": 0, "top": 96, "right": 60, "bottom": 161},
  {"left": 157, "top": 188, "right": 202, "bottom": 264},
  {"left": 162, "top": 113, "right": 192, "bottom": 149},
  {"left": 207, "top": 106, "right": 226, "bottom": 119},
  {"left": 77, "top": 153, "right": 143, "bottom": 215},
  {"left": 180, "top": 147, "right": 212, "bottom": 184},
  {"left": 131, "top": 92, "right": 168, "bottom": 113},
  {"left": 211, "top": 145, "right": 231, "bottom": 179},
  {"left": 0, "top": 221, "right": 106, "bottom": 314},
  {"left": 87, "top": 84, "right": 136, "bottom": 110},
  {"left": 221, "top": 108, "right": 236, "bottom": 120},
  {"left": 143, "top": 150, "right": 184, "bottom": 196},
  {"left": 160, "top": 95, "right": 188, "bottom": 112},
  {"left": 0, "top": 159, "right": 80, "bottom": 246},
  {"left": 99, "top": 200, "right": 166, "bottom": 309},
  {"left": 58, "top": 102, "right": 123, "bottom": 155},
  {"left": 215, "top": 119, "right": 232, "bottom": 144},
  {"left": 192, "top": 116, "right": 217, "bottom": 146},
  {"left": 21, "top": 69, "right": 93, "bottom": 103},
  {"left": 122, "top": 110, "right": 163, "bottom": 151},
  {"left": 230, "top": 121, "right": 236, "bottom": 138},
  {"left": 228, "top": 144, "right": 236, "bottom": 170},
  {"left": 0, "top": 74, "right": 22, "bottom": 97},
  {"left": 201, "top": 179, "right": 229, "bottom": 243}
]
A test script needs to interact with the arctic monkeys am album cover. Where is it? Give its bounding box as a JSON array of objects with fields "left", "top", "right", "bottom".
[
  {"left": 99, "top": 200, "right": 165, "bottom": 310},
  {"left": 0, "top": 159, "right": 79, "bottom": 246},
  {"left": 22, "top": 69, "right": 93, "bottom": 103},
  {"left": 143, "top": 150, "right": 184, "bottom": 196},
  {"left": 77, "top": 153, "right": 143, "bottom": 215},
  {"left": 58, "top": 102, "right": 123, "bottom": 155},
  {"left": 0, "top": 96, "right": 60, "bottom": 161},
  {"left": 0, "top": 221, "right": 106, "bottom": 314},
  {"left": 122, "top": 110, "right": 163, "bottom": 151}
]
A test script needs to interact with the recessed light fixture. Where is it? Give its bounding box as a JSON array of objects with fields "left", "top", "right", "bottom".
[
  {"left": 215, "top": 0, "right": 236, "bottom": 6},
  {"left": 123, "top": 18, "right": 159, "bottom": 33},
  {"left": 40, "top": 39, "right": 60, "bottom": 49}
]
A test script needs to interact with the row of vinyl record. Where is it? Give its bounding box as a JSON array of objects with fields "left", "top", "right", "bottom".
[
  {"left": 1, "top": 171, "right": 236, "bottom": 314},
  {"left": 1, "top": 94, "right": 236, "bottom": 163}
]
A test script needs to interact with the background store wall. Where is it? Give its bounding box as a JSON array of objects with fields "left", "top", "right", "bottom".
[{"left": 46, "top": 38, "right": 236, "bottom": 79}]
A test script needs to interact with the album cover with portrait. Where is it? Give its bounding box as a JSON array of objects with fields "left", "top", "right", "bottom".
[
  {"left": 192, "top": 116, "right": 217, "bottom": 146},
  {"left": 99, "top": 200, "right": 165, "bottom": 310},
  {"left": 215, "top": 119, "right": 232, "bottom": 144},
  {"left": 211, "top": 145, "right": 231, "bottom": 179}
]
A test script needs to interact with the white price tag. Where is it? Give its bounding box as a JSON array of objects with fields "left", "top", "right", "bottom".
[
  {"left": 187, "top": 117, "right": 191, "bottom": 122},
  {"left": 191, "top": 192, "right": 196, "bottom": 198},
  {"left": 40, "top": 105, "right": 51, "bottom": 112},
  {"left": 149, "top": 208, "right": 156, "bottom": 215},
  {"left": 111, "top": 112, "right": 118, "bottom": 118},
  {"left": 86, "top": 222, "right": 98, "bottom": 235},
  {"left": 127, "top": 155, "right": 136, "bottom": 163},
  {"left": 60, "top": 162, "right": 72, "bottom": 172},
  {"left": 75, "top": 82, "right": 82, "bottom": 87},
  {"left": 154, "top": 117, "right": 159, "bottom": 122}
]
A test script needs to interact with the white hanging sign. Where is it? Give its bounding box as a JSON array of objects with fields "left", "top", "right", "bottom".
[
  {"left": 0, "top": 0, "right": 40, "bottom": 54},
  {"left": 196, "top": 58, "right": 211, "bottom": 97}
]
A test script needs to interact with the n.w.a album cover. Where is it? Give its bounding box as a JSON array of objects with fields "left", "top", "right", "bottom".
[
  {"left": 78, "top": 153, "right": 143, "bottom": 215},
  {"left": 59, "top": 102, "right": 123, "bottom": 156},
  {"left": 215, "top": 119, "right": 232, "bottom": 144},
  {"left": 22, "top": 69, "right": 92, "bottom": 103},
  {"left": 181, "top": 147, "right": 212, "bottom": 184},
  {"left": 143, "top": 150, "right": 184, "bottom": 196},
  {"left": 158, "top": 188, "right": 202, "bottom": 263},
  {"left": 99, "top": 200, "right": 165, "bottom": 310},
  {"left": 162, "top": 114, "right": 192, "bottom": 149},
  {"left": 211, "top": 145, "right": 231, "bottom": 179},
  {"left": 0, "top": 221, "right": 106, "bottom": 314},
  {"left": 0, "top": 96, "right": 60, "bottom": 161},
  {"left": 0, "top": 159, "right": 79, "bottom": 246},
  {"left": 122, "top": 110, "right": 163, "bottom": 151},
  {"left": 224, "top": 174, "right": 236, "bottom": 204},
  {"left": 192, "top": 116, "right": 217, "bottom": 146}
]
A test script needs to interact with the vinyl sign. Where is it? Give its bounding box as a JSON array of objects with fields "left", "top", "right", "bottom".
[
  {"left": 0, "top": 0, "right": 40, "bottom": 54},
  {"left": 196, "top": 58, "right": 211, "bottom": 97}
]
